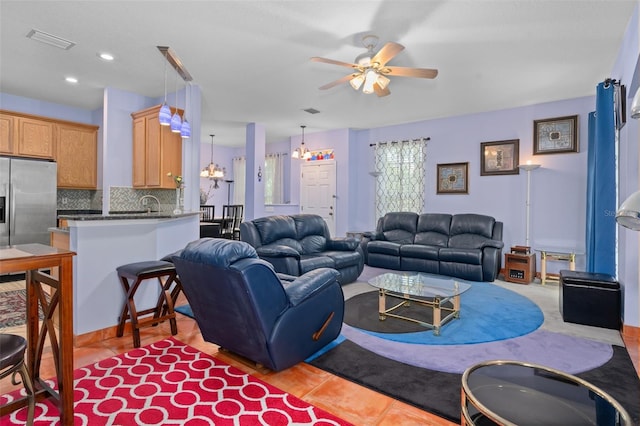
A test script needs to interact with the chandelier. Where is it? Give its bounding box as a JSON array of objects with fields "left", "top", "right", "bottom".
[
  {"left": 292, "top": 125, "right": 311, "bottom": 160},
  {"left": 200, "top": 134, "right": 225, "bottom": 188}
]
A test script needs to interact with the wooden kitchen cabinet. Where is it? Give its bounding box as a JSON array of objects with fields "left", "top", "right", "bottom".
[
  {"left": 0, "top": 113, "right": 15, "bottom": 154},
  {"left": 0, "top": 110, "right": 54, "bottom": 158},
  {"left": 131, "top": 105, "right": 183, "bottom": 189},
  {"left": 0, "top": 110, "right": 99, "bottom": 188},
  {"left": 55, "top": 122, "right": 99, "bottom": 188}
]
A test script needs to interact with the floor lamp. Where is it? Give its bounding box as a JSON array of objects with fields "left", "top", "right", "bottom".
[
  {"left": 518, "top": 163, "right": 541, "bottom": 247},
  {"left": 224, "top": 180, "right": 234, "bottom": 205}
]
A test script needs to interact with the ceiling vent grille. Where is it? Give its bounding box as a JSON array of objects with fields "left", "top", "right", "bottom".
[
  {"left": 303, "top": 108, "right": 320, "bottom": 114},
  {"left": 26, "top": 29, "right": 75, "bottom": 50}
]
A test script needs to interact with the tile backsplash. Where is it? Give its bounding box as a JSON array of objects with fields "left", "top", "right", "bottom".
[{"left": 57, "top": 187, "right": 182, "bottom": 213}]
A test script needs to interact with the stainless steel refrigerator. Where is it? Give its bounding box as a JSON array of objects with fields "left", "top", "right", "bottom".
[{"left": 0, "top": 157, "right": 57, "bottom": 246}]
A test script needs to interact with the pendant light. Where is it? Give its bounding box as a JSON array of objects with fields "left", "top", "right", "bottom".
[
  {"left": 180, "top": 82, "right": 191, "bottom": 139},
  {"left": 200, "top": 134, "right": 225, "bottom": 188},
  {"left": 158, "top": 49, "right": 171, "bottom": 126},
  {"left": 170, "top": 71, "right": 182, "bottom": 133},
  {"left": 292, "top": 125, "right": 311, "bottom": 160}
]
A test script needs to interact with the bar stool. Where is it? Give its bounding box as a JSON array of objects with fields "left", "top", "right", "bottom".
[
  {"left": 116, "top": 260, "right": 178, "bottom": 348},
  {"left": 0, "top": 334, "right": 35, "bottom": 425}
]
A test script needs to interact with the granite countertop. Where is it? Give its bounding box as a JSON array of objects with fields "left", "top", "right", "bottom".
[{"left": 57, "top": 211, "right": 199, "bottom": 221}]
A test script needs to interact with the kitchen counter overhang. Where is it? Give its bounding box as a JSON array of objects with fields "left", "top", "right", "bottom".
[{"left": 58, "top": 211, "right": 199, "bottom": 221}]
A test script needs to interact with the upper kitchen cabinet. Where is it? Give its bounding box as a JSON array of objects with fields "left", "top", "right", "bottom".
[
  {"left": 0, "top": 110, "right": 99, "bottom": 188},
  {"left": 0, "top": 110, "right": 54, "bottom": 158},
  {"left": 131, "top": 105, "right": 183, "bottom": 189},
  {"left": 55, "top": 122, "right": 99, "bottom": 188}
]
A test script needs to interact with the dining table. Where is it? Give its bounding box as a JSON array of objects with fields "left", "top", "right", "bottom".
[{"left": 0, "top": 243, "right": 76, "bottom": 425}]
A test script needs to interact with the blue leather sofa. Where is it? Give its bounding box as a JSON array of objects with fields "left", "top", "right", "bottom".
[
  {"left": 172, "top": 238, "right": 344, "bottom": 371},
  {"left": 363, "top": 212, "right": 504, "bottom": 282},
  {"left": 240, "top": 214, "right": 364, "bottom": 284}
]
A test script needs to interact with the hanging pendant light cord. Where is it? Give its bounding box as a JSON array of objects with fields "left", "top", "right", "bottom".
[{"left": 163, "top": 51, "right": 168, "bottom": 104}]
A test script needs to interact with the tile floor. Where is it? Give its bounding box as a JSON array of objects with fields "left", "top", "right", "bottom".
[{"left": 1, "top": 289, "right": 639, "bottom": 425}]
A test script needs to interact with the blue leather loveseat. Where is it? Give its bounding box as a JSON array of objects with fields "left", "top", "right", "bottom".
[
  {"left": 240, "top": 214, "right": 364, "bottom": 284},
  {"left": 363, "top": 212, "right": 504, "bottom": 282}
]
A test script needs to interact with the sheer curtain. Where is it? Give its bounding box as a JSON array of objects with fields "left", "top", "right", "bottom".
[
  {"left": 373, "top": 138, "right": 428, "bottom": 218},
  {"left": 232, "top": 156, "right": 246, "bottom": 205},
  {"left": 265, "top": 153, "right": 285, "bottom": 204}
]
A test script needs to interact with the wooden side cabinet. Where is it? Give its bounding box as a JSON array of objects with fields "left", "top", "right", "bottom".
[
  {"left": 504, "top": 253, "right": 536, "bottom": 284},
  {"left": 55, "top": 123, "right": 99, "bottom": 188},
  {"left": 131, "top": 105, "right": 183, "bottom": 189}
]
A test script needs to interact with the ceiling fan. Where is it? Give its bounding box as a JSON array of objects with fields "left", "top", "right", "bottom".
[{"left": 311, "top": 35, "right": 438, "bottom": 97}]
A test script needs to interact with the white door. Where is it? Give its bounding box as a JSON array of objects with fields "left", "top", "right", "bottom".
[{"left": 300, "top": 161, "right": 336, "bottom": 236}]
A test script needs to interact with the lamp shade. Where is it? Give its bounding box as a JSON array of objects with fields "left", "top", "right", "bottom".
[
  {"left": 159, "top": 103, "right": 172, "bottom": 126},
  {"left": 170, "top": 110, "right": 182, "bottom": 132},
  {"left": 616, "top": 190, "right": 640, "bottom": 230},
  {"left": 180, "top": 119, "right": 191, "bottom": 138}
]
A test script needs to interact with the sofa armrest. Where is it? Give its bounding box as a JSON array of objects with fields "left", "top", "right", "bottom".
[
  {"left": 256, "top": 245, "right": 300, "bottom": 259},
  {"left": 326, "top": 237, "right": 359, "bottom": 251},
  {"left": 481, "top": 240, "right": 505, "bottom": 249},
  {"left": 283, "top": 268, "right": 341, "bottom": 306}
]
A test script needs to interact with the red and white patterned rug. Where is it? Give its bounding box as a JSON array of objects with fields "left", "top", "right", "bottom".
[{"left": 0, "top": 337, "right": 351, "bottom": 425}]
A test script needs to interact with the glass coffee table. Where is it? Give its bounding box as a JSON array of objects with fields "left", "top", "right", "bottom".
[
  {"left": 461, "top": 360, "right": 632, "bottom": 425},
  {"left": 368, "top": 272, "right": 471, "bottom": 335}
]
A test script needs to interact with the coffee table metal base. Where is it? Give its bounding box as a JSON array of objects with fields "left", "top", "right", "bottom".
[{"left": 378, "top": 289, "right": 461, "bottom": 335}]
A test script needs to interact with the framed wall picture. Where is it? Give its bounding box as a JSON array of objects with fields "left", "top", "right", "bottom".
[
  {"left": 437, "top": 162, "right": 468, "bottom": 194},
  {"left": 533, "top": 115, "right": 578, "bottom": 155},
  {"left": 480, "top": 139, "right": 520, "bottom": 176}
]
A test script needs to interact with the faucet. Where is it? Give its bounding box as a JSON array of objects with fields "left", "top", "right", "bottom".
[{"left": 139, "top": 195, "right": 160, "bottom": 213}]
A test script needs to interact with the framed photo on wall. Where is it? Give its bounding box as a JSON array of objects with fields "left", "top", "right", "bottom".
[
  {"left": 480, "top": 139, "right": 520, "bottom": 176},
  {"left": 533, "top": 115, "right": 578, "bottom": 155},
  {"left": 437, "top": 162, "right": 468, "bottom": 194}
]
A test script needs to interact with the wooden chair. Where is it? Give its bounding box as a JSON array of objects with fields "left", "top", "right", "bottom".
[
  {"left": 199, "top": 205, "right": 215, "bottom": 222},
  {"left": 221, "top": 204, "right": 243, "bottom": 240}
]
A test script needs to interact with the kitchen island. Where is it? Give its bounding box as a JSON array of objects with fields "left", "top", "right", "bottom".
[{"left": 55, "top": 211, "right": 199, "bottom": 341}]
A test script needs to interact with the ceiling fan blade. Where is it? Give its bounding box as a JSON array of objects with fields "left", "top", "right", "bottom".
[
  {"left": 371, "top": 42, "right": 405, "bottom": 66},
  {"left": 374, "top": 83, "right": 391, "bottom": 97},
  {"left": 319, "top": 74, "right": 357, "bottom": 90},
  {"left": 311, "top": 57, "right": 357, "bottom": 69},
  {"left": 384, "top": 66, "right": 438, "bottom": 79}
]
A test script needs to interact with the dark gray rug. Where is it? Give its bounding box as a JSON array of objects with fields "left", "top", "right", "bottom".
[{"left": 309, "top": 340, "right": 640, "bottom": 424}]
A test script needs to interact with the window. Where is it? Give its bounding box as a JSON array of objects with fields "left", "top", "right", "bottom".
[
  {"left": 232, "top": 156, "right": 246, "bottom": 205},
  {"left": 264, "top": 153, "right": 285, "bottom": 204},
  {"left": 373, "top": 139, "right": 427, "bottom": 218}
]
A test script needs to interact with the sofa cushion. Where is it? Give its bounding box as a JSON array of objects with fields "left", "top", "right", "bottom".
[
  {"left": 253, "top": 215, "right": 298, "bottom": 245},
  {"left": 414, "top": 213, "right": 451, "bottom": 247},
  {"left": 380, "top": 212, "right": 418, "bottom": 243},
  {"left": 294, "top": 215, "right": 329, "bottom": 254},
  {"left": 400, "top": 244, "right": 440, "bottom": 260},
  {"left": 299, "top": 255, "right": 335, "bottom": 274},
  {"left": 367, "top": 240, "right": 402, "bottom": 256},
  {"left": 322, "top": 250, "right": 362, "bottom": 269},
  {"left": 449, "top": 214, "right": 495, "bottom": 239},
  {"left": 439, "top": 247, "right": 483, "bottom": 265}
]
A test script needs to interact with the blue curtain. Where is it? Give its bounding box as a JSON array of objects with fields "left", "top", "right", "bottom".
[{"left": 585, "top": 82, "right": 616, "bottom": 275}]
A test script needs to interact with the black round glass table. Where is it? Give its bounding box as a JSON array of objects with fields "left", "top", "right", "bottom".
[{"left": 461, "top": 360, "right": 632, "bottom": 426}]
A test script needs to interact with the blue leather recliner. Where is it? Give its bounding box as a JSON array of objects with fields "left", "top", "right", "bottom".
[{"left": 172, "top": 238, "right": 344, "bottom": 371}]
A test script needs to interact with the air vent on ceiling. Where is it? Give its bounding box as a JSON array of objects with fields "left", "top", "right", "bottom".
[
  {"left": 303, "top": 108, "right": 320, "bottom": 114},
  {"left": 26, "top": 29, "right": 75, "bottom": 50}
]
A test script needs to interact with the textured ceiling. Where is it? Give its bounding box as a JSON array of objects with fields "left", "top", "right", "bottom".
[{"left": 0, "top": 0, "right": 636, "bottom": 146}]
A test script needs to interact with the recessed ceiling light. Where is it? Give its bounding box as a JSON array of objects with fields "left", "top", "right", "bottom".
[
  {"left": 65, "top": 76, "right": 78, "bottom": 84},
  {"left": 98, "top": 52, "right": 114, "bottom": 61}
]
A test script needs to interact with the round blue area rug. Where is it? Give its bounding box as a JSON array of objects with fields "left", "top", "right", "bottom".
[{"left": 346, "top": 281, "right": 544, "bottom": 345}]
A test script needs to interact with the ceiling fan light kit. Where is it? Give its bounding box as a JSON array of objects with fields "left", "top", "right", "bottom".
[{"left": 312, "top": 34, "right": 438, "bottom": 97}]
